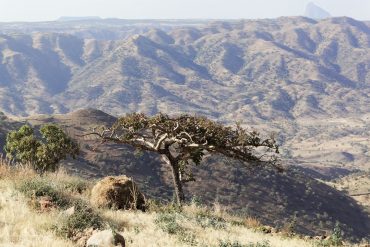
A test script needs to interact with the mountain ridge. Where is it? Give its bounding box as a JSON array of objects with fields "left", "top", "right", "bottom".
[{"left": 0, "top": 17, "right": 369, "bottom": 170}]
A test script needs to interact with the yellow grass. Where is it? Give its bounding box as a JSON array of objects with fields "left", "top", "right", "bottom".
[
  {"left": 0, "top": 162, "right": 367, "bottom": 247},
  {"left": 0, "top": 181, "right": 75, "bottom": 247},
  {"left": 102, "top": 209, "right": 315, "bottom": 247}
]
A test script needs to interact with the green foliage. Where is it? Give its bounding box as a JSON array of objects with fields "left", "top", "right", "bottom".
[
  {"left": 155, "top": 213, "right": 183, "bottom": 234},
  {"left": 53, "top": 200, "right": 103, "bottom": 239},
  {"left": 177, "top": 231, "right": 198, "bottom": 246},
  {"left": 154, "top": 212, "right": 198, "bottom": 245},
  {"left": 195, "top": 211, "right": 226, "bottom": 229},
  {"left": 18, "top": 178, "right": 69, "bottom": 208},
  {"left": 331, "top": 222, "right": 344, "bottom": 246},
  {"left": 17, "top": 176, "right": 102, "bottom": 239},
  {"left": 315, "top": 222, "right": 344, "bottom": 247},
  {"left": 5, "top": 124, "right": 79, "bottom": 173},
  {"left": 112, "top": 113, "right": 279, "bottom": 166},
  {"left": 61, "top": 177, "right": 90, "bottom": 194}
]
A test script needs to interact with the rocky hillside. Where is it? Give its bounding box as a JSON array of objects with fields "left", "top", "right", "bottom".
[
  {"left": 0, "top": 109, "right": 367, "bottom": 240},
  {"left": 1, "top": 17, "right": 370, "bottom": 120},
  {"left": 0, "top": 17, "right": 369, "bottom": 170}
]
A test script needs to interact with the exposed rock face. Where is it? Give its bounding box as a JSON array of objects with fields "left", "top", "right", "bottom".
[
  {"left": 86, "top": 230, "right": 125, "bottom": 247},
  {"left": 304, "top": 2, "right": 331, "bottom": 19},
  {"left": 90, "top": 176, "right": 146, "bottom": 211}
]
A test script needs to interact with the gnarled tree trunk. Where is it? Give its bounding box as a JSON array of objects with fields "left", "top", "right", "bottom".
[
  {"left": 170, "top": 162, "right": 185, "bottom": 205},
  {"left": 163, "top": 153, "right": 185, "bottom": 205}
]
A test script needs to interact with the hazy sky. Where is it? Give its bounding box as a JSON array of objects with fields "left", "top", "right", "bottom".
[{"left": 0, "top": 0, "right": 369, "bottom": 22}]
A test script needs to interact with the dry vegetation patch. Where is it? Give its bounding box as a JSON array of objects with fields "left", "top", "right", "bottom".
[{"left": 0, "top": 162, "right": 368, "bottom": 247}]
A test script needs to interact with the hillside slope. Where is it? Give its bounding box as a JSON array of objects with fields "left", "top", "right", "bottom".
[
  {"left": 0, "top": 17, "right": 369, "bottom": 169},
  {"left": 1, "top": 165, "right": 334, "bottom": 247},
  {"left": 0, "top": 109, "right": 366, "bottom": 240}
]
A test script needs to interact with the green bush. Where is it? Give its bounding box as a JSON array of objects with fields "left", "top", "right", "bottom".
[
  {"left": 53, "top": 200, "right": 103, "bottom": 239},
  {"left": 155, "top": 212, "right": 198, "bottom": 245},
  {"left": 18, "top": 178, "right": 69, "bottom": 208},
  {"left": 61, "top": 177, "right": 90, "bottom": 194},
  {"left": 155, "top": 213, "right": 183, "bottom": 234},
  {"left": 177, "top": 231, "right": 198, "bottom": 246},
  {"left": 315, "top": 222, "right": 344, "bottom": 247},
  {"left": 195, "top": 211, "right": 226, "bottom": 229}
]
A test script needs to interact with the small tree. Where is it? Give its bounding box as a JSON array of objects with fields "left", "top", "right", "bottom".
[
  {"left": 87, "top": 113, "right": 281, "bottom": 205},
  {"left": 5, "top": 124, "right": 79, "bottom": 173}
]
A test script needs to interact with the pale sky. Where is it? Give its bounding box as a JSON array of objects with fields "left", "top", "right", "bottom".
[{"left": 0, "top": 0, "right": 369, "bottom": 22}]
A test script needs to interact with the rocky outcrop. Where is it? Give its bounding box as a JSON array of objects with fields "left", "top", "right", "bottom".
[
  {"left": 86, "top": 230, "right": 125, "bottom": 247},
  {"left": 90, "top": 176, "right": 146, "bottom": 211}
]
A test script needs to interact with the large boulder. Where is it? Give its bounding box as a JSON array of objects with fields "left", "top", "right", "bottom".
[
  {"left": 86, "top": 230, "right": 125, "bottom": 247},
  {"left": 90, "top": 176, "right": 146, "bottom": 211}
]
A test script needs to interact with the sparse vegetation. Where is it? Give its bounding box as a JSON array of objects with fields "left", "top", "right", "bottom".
[
  {"left": 0, "top": 163, "right": 368, "bottom": 247},
  {"left": 52, "top": 200, "right": 104, "bottom": 239},
  {"left": 18, "top": 177, "right": 70, "bottom": 208}
]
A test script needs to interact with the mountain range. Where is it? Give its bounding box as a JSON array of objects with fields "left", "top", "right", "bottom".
[
  {"left": 0, "top": 17, "right": 370, "bottom": 239},
  {"left": 0, "top": 16, "right": 369, "bottom": 171}
]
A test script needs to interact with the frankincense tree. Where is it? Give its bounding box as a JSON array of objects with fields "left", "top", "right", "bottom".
[{"left": 87, "top": 113, "right": 281, "bottom": 205}]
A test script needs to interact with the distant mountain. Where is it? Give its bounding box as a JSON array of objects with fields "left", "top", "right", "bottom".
[
  {"left": 0, "top": 17, "right": 369, "bottom": 170},
  {"left": 57, "top": 16, "right": 102, "bottom": 22},
  {"left": 304, "top": 2, "right": 331, "bottom": 19}
]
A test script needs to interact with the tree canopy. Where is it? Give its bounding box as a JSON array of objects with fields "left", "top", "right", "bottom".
[
  {"left": 5, "top": 124, "right": 79, "bottom": 173},
  {"left": 88, "top": 113, "right": 281, "bottom": 205}
]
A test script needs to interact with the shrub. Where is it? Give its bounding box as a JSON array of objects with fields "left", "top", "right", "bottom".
[
  {"left": 195, "top": 211, "right": 226, "bottom": 229},
  {"left": 53, "top": 200, "right": 103, "bottom": 239},
  {"left": 155, "top": 213, "right": 183, "bottom": 234},
  {"left": 315, "top": 222, "right": 344, "bottom": 247},
  {"left": 61, "top": 177, "right": 90, "bottom": 194},
  {"left": 155, "top": 212, "right": 198, "bottom": 245},
  {"left": 18, "top": 178, "right": 69, "bottom": 208},
  {"left": 244, "top": 216, "right": 262, "bottom": 229},
  {"left": 177, "top": 231, "right": 198, "bottom": 246}
]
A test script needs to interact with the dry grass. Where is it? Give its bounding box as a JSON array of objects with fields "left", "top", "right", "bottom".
[
  {"left": 244, "top": 216, "right": 263, "bottom": 229},
  {"left": 0, "top": 181, "right": 75, "bottom": 247},
  {"left": 102, "top": 209, "right": 315, "bottom": 247},
  {"left": 0, "top": 161, "right": 368, "bottom": 247}
]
